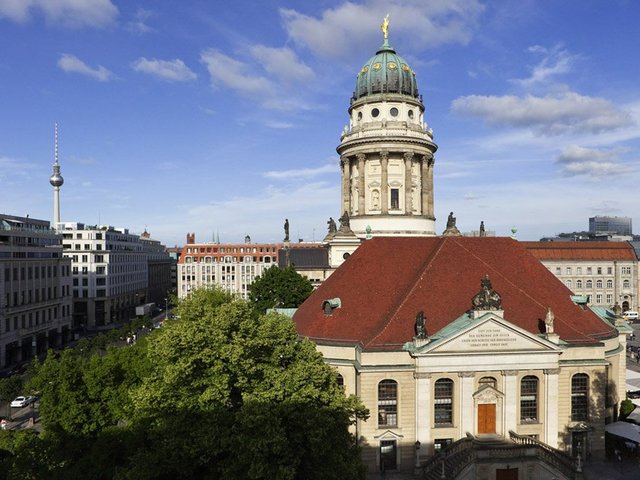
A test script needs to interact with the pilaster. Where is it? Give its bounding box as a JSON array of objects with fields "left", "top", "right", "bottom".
[
  {"left": 404, "top": 152, "right": 414, "bottom": 214},
  {"left": 421, "top": 156, "right": 429, "bottom": 217},
  {"left": 414, "top": 372, "right": 431, "bottom": 459},
  {"left": 357, "top": 153, "right": 366, "bottom": 215},
  {"left": 340, "top": 157, "right": 350, "bottom": 215},
  {"left": 459, "top": 371, "right": 475, "bottom": 436},
  {"left": 380, "top": 151, "right": 389, "bottom": 215},
  {"left": 502, "top": 370, "right": 518, "bottom": 435},
  {"left": 544, "top": 368, "right": 560, "bottom": 447}
]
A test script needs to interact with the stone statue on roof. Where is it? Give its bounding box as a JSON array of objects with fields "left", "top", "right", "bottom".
[
  {"left": 544, "top": 307, "right": 555, "bottom": 334},
  {"left": 480, "top": 221, "right": 486, "bottom": 237},
  {"left": 471, "top": 275, "right": 502, "bottom": 311},
  {"left": 415, "top": 310, "right": 427, "bottom": 339},
  {"left": 284, "top": 218, "right": 289, "bottom": 242},
  {"left": 442, "top": 211, "right": 461, "bottom": 237},
  {"left": 327, "top": 217, "right": 337, "bottom": 234},
  {"left": 339, "top": 210, "right": 350, "bottom": 229}
]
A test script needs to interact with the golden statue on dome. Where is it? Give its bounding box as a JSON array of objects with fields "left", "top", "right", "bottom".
[{"left": 380, "top": 14, "right": 389, "bottom": 40}]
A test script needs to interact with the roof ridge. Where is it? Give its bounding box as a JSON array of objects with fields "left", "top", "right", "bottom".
[{"left": 366, "top": 237, "right": 448, "bottom": 347}]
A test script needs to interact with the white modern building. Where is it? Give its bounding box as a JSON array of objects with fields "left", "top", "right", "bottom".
[{"left": 0, "top": 214, "right": 73, "bottom": 369}]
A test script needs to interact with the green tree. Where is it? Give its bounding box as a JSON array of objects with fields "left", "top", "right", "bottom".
[{"left": 248, "top": 265, "right": 313, "bottom": 314}]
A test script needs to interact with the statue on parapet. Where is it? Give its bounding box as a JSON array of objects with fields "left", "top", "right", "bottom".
[
  {"left": 471, "top": 275, "right": 502, "bottom": 311},
  {"left": 284, "top": 218, "right": 289, "bottom": 242},
  {"left": 442, "top": 211, "right": 461, "bottom": 236},
  {"left": 415, "top": 310, "right": 427, "bottom": 339},
  {"left": 327, "top": 217, "right": 337, "bottom": 234},
  {"left": 544, "top": 307, "right": 555, "bottom": 334}
]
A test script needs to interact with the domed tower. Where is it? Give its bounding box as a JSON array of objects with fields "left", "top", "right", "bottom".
[
  {"left": 49, "top": 123, "right": 64, "bottom": 227},
  {"left": 336, "top": 17, "right": 437, "bottom": 237}
]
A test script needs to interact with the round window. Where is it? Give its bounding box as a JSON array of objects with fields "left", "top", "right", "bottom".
[
  {"left": 357, "top": 112, "right": 363, "bottom": 121},
  {"left": 371, "top": 108, "right": 380, "bottom": 118},
  {"left": 408, "top": 110, "right": 414, "bottom": 119},
  {"left": 343, "top": 252, "right": 351, "bottom": 260},
  {"left": 390, "top": 107, "right": 399, "bottom": 117}
]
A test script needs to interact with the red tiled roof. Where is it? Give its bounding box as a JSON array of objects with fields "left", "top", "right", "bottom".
[
  {"left": 293, "top": 237, "right": 617, "bottom": 351},
  {"left": 522, "top": 241, "right": 637, "bottom": 261}
]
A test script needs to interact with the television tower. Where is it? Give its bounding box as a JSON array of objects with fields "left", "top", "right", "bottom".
[{"left": 49, "top": 123, "right": 64, "bottom": 227}]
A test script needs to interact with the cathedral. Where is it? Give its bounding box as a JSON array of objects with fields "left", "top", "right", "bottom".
[{"left": 293, "top": 19, "right": 632, "bottom": 479}]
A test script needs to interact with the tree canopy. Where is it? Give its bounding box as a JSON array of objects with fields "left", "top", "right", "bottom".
[
  {"left": 248, "top": 265, "right": 314, "bottom": 314},
  {"left": 2, "top": 288, "right": 367, "bottom": 479}
]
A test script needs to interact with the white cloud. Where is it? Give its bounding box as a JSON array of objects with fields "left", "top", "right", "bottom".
[
  {"left": 513, "top": 44, "right": 576, "bottom": 88},
  {"left": 264, "top": 162, "right": 337, "bottom": 180},
  {"left": 131, "top": 57, "right": 197, "bottom": 82},
  {"left": 451, "top": 92, "right": 634, "bottom": 135},
  {"left": 126, "top": 7, "right": 153, "bottom": 34},
  {"left": 556, "top": 145, "right": 631, "bottom": 178},
  {"left": 200, "top": 48, "right": 301, "bottom": 110},
  {"left": 249, "top": 45, "right": 313, "bottom": 83},
  {"left": 264, "top": 121, "right": 294, "bottom": 129},
  {"left": 57, "top": 53, "right": 113, "bottom": 81},
  {"left": 464, "top": 192, "right": 482, "bottom": 200},
  {"left": 280, "top": 0, "right": 484, "bottom": 61},
  {"left": 0, "top": 0, "right": 118, "bottom": 28},
  {"left": 0, "top": 156, "right": 34, "bottom": 180}
]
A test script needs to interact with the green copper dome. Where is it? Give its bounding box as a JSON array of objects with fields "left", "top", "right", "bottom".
[{"left": 353, "top": 39, "right": 419, "bottom": 101}]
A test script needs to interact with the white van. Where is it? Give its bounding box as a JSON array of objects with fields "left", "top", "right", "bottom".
[{"left": 623, "top": 311, "right": 639, "bottom": 321}]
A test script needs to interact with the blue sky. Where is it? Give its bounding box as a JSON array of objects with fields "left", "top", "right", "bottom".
[{"left": 1, "top": 0, "right": 639, "bottom": 246}]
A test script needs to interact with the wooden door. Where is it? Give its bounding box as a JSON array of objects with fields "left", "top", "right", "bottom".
[{"left": 478, "top": 403, "right": 496, "bottom": 434}]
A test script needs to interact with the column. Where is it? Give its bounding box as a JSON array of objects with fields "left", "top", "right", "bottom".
[
  {"left": 357, "top": 153, "right": 366, "bottom": 215},
  {"left": 380, "top": 151, "right": 389, "bottom": 214},
  {"left": 404, "top": 152, "right": 414, "bottom": 214},
  {"left": 427, "top": 157, "right": 435, "bottom": 219},
  {"left": 544, "top": 368, "right": 560, "bottom": 447},
  {"left": 458, "top": 372, "right": 475, "bottom": 436},
  {"left": 420, "top": 156, "right": 429, "bottom": 217},
  {"left": 414, "top": 372, "right": 431, "bottom": 460},
  {"left": 340, "top": 157, "right": 350, "bottom": 215},
  {"left": 502, "top": 370, "right": 518, "bottom": 435}
]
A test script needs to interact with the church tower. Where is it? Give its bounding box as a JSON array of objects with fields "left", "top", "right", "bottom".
[
  {"left": 336, "top": 17, "right": 438, "bottom": 237},
  {"left": 49, "top": 123, "right": 64, "bottom": 227}
]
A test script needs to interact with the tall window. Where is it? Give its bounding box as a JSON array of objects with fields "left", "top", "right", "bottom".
[
  {"left": 521, "top": 376, "right": 538, "bottom": 423},
  {"left": 378, "top": 380, "right": 398, "bottom": 427},
  {"left": 596, "top": 280, "right": 603, "bottom": 289},
  {"left": 586, "top": 280, "right": 592, "bottom": 288},
  {"left": 571, "top": 374, "right": 589, "bottom": 421},
  {"left": 566, "top": 279, "right": 573, "bottom": 288},
  {"left": 434, "top": 378, "right": 454, "bottom": 425},
  {"left": 623, "top": 280, "right": 630, "bottom": 289},
  {"left": 607, "top": 279, "right": 613, "bottom": 289},
  {"left": 576, "top": 279, "right": 583, "bottom": 289},
  {"left": 390, "top": 189, "right": 400, "bottom": 209}
]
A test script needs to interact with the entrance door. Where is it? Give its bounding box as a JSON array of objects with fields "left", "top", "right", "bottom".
[
  {"left": 496, "top": 468, "right": 518, "bottom": 480},
  {"left": 478, "top": 404, "right": 496, "bottom": 434},
  {"left": 380, "top": 440, "right": 397, "bottom": 471}
]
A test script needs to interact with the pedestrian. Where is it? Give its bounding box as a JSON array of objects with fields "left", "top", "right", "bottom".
[{"left": 1, "top": 418, "right": 7, "bottom": 430}]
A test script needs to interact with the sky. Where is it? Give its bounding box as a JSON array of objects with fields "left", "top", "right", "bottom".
[{"left": 1, "top": 0, "right": 639, "bottom": 246}]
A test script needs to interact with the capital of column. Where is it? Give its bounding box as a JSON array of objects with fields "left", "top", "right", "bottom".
[
  {"left": 380, "top": 150, "right": 389, "bottom": 161},
  {"left": 544, "top": 368, "right": 561, "bottom": 375},
  {"left": 414, "top": 372, "right": 432, "bottom": 379},
  {"left": 403, "top": 152, "right": 414, "bottom": 162},
  {"left": 501, "top": 370, "right": 518, "bottom": 376},
  {"left": 356, "top": 153, "right": 366, "bottom": 162},
  {"left": 458, "top": 371, "right": 476, "bottom": 378}
]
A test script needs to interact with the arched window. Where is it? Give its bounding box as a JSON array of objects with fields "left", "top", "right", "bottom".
[
  {"left": 566, "top": 279, "right": 573, "bottom": 289},
  {"left": 434, "top": 378, "right": 454, "bottom": 425},
  {"left": 520, "top": 376, "right": 538, "bottom": 423},
  {"left": 596, "top": 280, "right": 603, "bottom": 289},
  {"left": 623, "top": 280, "right": 630, "bottom": 289},
  {"left": 607, "top": 279, "right": 613, "bottom": 289},
  {"left": 336, "top": 374, "right": 344, "bottom": 388},
  {"left": 571, "top": 374, "right": 589, "bottom": 421},
  {"left": 378, "top": 380, "right": 398, "bottom": 427},
  {"left": 576, "top": 279, "right": 583, "bottom": 289},
  {"left": 586, "top": 280, "right": 593, "bottom": 288}
]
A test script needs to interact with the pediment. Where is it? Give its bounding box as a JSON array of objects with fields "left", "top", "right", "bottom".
[
  {"left": 422, "top": 314, "right": 560, "bottom": 354},
  {"left": 473, "top": 385, "right": 503, "bottom": 403},
  {"left": 374, "top": 430, "right": 404, "bottom": 440}
]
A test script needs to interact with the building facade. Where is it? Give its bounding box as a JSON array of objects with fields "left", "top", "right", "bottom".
[
  {"left": 59, "top": 223, "right": 171, "bottom": 327},
  {"left": 523, "top": 241, "right": 638, "bottom": 311},
  {"left": 589, "top": 216, "right": 632, "bottom": 236},
  {"left": 294, "top": 237, "right": 630, "bottom": 476},
  {"left": 0, "top": 214, "right": 73, "bottom": 369},
  {"left": 177, "top": 234, "right": 281, "bottom": 299}
]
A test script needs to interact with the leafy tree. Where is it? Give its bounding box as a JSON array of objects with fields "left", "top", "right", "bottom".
[
  {"left": 5, "top": 289, "right": 366, "bottom": 479},
  {"left": 248, "top": 265, "right": 313, "bottom": 314},
  {"left": 620, "top": 398, "right": 636, "bottom": 420}
]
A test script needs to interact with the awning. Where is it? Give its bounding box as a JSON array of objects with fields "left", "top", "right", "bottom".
[{"left": 605, "top": 421, "right": 640, "bottom": 443}]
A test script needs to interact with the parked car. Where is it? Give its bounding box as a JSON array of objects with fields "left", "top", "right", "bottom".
[
  {"left": 624, "top": 311, "right": 639, "bottom": 321},
  {"left": 10, "top": 396, "right": 35, "bottom": 408}
]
